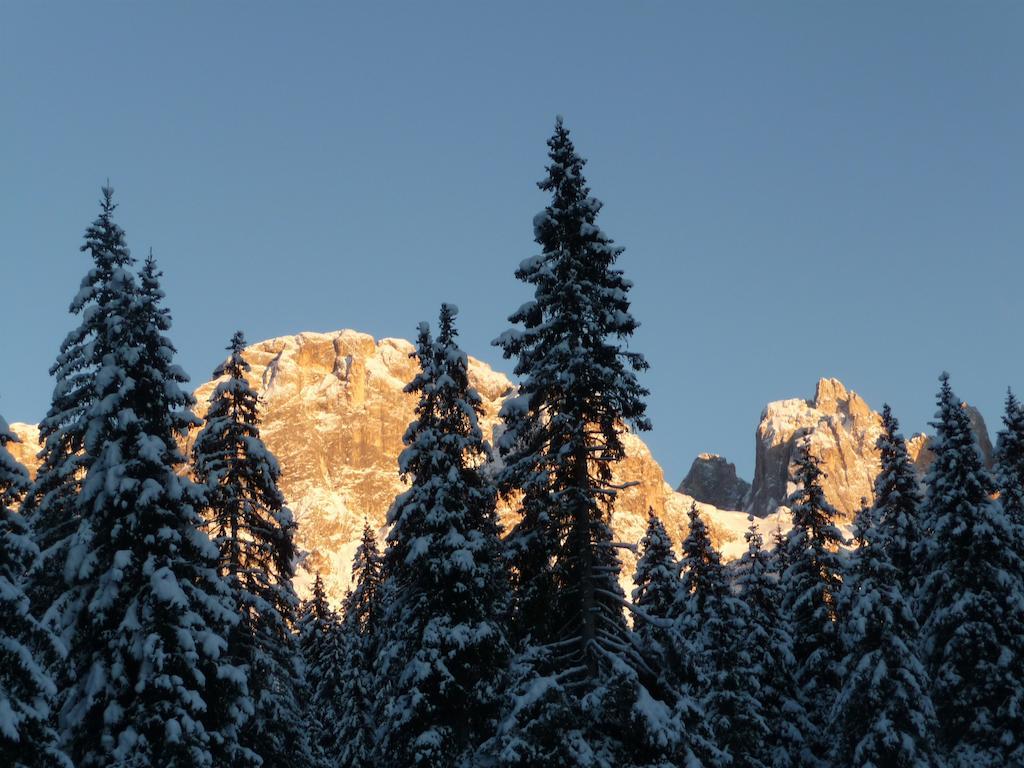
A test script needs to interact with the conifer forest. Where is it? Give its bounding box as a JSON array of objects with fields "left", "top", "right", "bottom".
[{"left": 2, "top": 119, "right": 1023, "bottom": 768}]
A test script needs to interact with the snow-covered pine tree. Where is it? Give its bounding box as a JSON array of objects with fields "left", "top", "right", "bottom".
[
  {"left": 995, "top": 389, "right": 1024, "bottom": 584},
  {"left": 192, "top": 330, "right": 313, "bottom": 768},
  {"left": 0, "top": 415, "right": 69, "bottom": 768},
  {"left": 504, "top": 484, "right": 558, "bottom": 649},
  {"left": 335, "top": 521, "right": 383, "bottom": 768},
  {"left": 832, "top": 489, "right": 938, "bottom": 767},
  {"left": 296, "top": 572, "right": 346, "bottom": 768},
  {"left": 917, "top": 373, "right": 1024, "bottom": 766},
  {"left": 493, "top": 117, "right": 681, "bottom": 768},
  {"left": 678, "top": 503, "right": 764, "bottom": 767},
  {"left": 56, "top": 252, "right": 252, "bottom": 767},
  {"left": 375, "top": 306, "right": 510, "bottom": 767},
  {"left": 23, "top": 186, "right": 133, "bottom": 628},
  {"left": 736, "top": 516, "right": 810, "bottom": 768},
  {"left": 631, "top": 511, "right": 683, "bottom": 684},
  {"left": 780, "top": 439, "right": 845, "bottom": 766},
  {"left": 873, "top": 405, "right": 925, "bottom": 596}
]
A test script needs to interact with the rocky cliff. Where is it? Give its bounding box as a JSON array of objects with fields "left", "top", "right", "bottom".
[
  {"left": 746, "top": 378, "right": 994, "bottom": 521},
  {"left": 748, "top": 378, "right": 884, "bottom": 521},
  {"left": 677, "top": 453, "right": 750, "bottom": 511}
]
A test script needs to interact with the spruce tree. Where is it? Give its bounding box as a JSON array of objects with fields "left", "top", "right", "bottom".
[
  {"left": 831, "top": 412, "right": 938, "bottom": 768},
  {"left": 23, "top": 186, "right": 133, "bottom": 629},
  {"left": 780, "top": 440, "right": 845, "bottom": 765},
  {"left": 736, "top": 516, "right": 810, "bottom": 768},
  {"left": 296, "top": 573, "right": 346, "bottom": 768},
  {"left": 917, "top": 373, "right": 1024, "bottom": 766},
  {"left": 375, "top": 306, "right": 510, "bottom": 767},
  {"left": 995, "top": 389, "right": 1024, "bottom": 582},
  {"left": 678, "top": 503, "right": 764, "bottom": 767},
  {"left": 56, "top": 252, "right": 251, "bottom": 767},
  {"left": 631, "top": 511, "right": 682, "bottom": 682},
  {"left": 335, "top": 522, "right": 383, "bottom": 768},
  {"left": 494, "top": 117, "right": 682, "bottom": 768},
  {"left": 873, "top": 405, "right": 925, "bottom": 596},
  {"left": 0, "top": 415, "right": 69, "bottom": 768},
  {"left": 193, "top": 331, "right": 313, "bottom": 768}
]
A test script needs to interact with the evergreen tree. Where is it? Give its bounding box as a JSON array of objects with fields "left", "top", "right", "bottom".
[
  {"left": 631, "top": 511, "right": 682, "bottom": 682},
  {"left": 504, "top": 484, "right": 558, "bottom": 649},
  {"left": 0, "top": 415, "right": 69, "bottom": 768},
  {"left": 23, "top": 186, "right": 133, "bottom": 628},
  {"left": 831, "top": 416, "right": 938, "bottom": 768},
  {"left": 296, "top": 573, "right": 346, "bottom": 768},
  {"left": 56, "top": 251, "right": 251, "bottom": 767},
  {"left": 335, "top": 522, "right": 383, "bottom": 768},
  {"left": 873, "top": 405, "right": 925, "bottom": 596},
  {"left": 736, "top": 516, "right": 810, "bottom": 768},
  {"left": 678, "top": 503, "right": 764, "bottom": 767},
  {"left": 494, "top": 117, "right": 681, "bottom": 768},
  {"left": 780, "top": 440, "right": 845, "bottom": 765},
  {"left": 193, "top": 330, "right": 313, "bottom": 768},
  {"left": 917, "top": 373, "right": 1024, "bottom": 766},
  {"left": 995, "top": 389, "right": 1024, "bottom": 579},
  {"left": 375, "top": 306, "right": 511, "bottom": 767}
]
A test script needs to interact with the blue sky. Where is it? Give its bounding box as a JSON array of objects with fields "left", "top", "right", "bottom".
[{"left": 2, "top": 2, "right": 1022, "bottom": 484}]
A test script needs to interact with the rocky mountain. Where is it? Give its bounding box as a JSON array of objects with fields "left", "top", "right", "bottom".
[
  {"left": 15, "top": 336, "right": 988, "bottom": 604},
  {"left": 745, "top": 377, "right": 994, "bottom": 522},
  {"left": 6, "top": 330, "right": 741, "bottom": 604},
  {"left": 677, "top": 453, "right": 750, "bottom": 511}
]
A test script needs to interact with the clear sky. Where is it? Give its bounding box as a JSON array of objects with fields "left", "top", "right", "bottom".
[{"left": 2, "top": 2, "right": 1022, "bottom": 485}]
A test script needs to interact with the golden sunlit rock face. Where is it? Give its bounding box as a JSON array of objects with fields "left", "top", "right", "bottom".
[
  {"left": 748, "top": 378, "right": 886, "bottom": 522},
  {"left": 185, "top": 330, "right": 702, "bottom": 602},
  {"left": 9, "top": 330, "right": 727, "bottom": 603},
  {"left": 746, "top": 377, "right": 995, "bottom": 523}
]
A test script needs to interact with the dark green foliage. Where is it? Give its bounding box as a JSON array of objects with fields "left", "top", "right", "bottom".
[
  {"left": 0, "top": 417, "right": 70, "bottom": 768},
  {"left": 335, "top": 523, "right": 383, "bottom": 768},
  {"left": 918, "top": 373, "right": 1024, "bottom": 766},
  {"left": 780, "top": 441, "right": 846, "bottom": 765},
  {"left": 494, "top": 118, "right": 682, "bottom": 767},
  {"left": 375, "top": 306, "right": 511, "bottom": 767},
  {"left": 736, "top": 517, "right": 810, "bottom": 768},
  {"left": 832, "top": 407, "right": 937, "bottom": 768},
  {"left": 57, "top": 246, "right": 250, "bottom": 767},
  {"left": 193, "top": 331, "right": 313, "bottom": 768}
]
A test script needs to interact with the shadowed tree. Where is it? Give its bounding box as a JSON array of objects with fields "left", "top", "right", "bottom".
[
  {"left": 193, "top": 331, "right": 314, "bottom": 768},
  {"left": 1, "top": 415, "right": 70, "bottom": 767},
  {"left": 917, "top": 373, "right": 1024, "bottom": 766},
  {"left": 780, "top": 440, "right": 845, "bottom": 767},
  {"left": 56, "top": 251, "right": 252, "bottom": 767},
  {"left": 375, "top": 306, "right": 511, "bottom": 767},
  {"left": 494, "top": 118, "right": 684, "bottom": 767}
]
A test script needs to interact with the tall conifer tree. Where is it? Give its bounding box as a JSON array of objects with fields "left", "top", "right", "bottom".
[
  {"left": 0, "top": 415, "right": 69, "bottom": 767},
  {"left": 780, "top": 440, "right": 845, "bottom": 766},
  {"left": 995, "top": 389, "right": 1024, "bottom": 580},
  {"left": 24, "top": 187, "right": 132, "bottom": 628},
  {"left": 193, "top": 331, "right": 313, "bottom": 768},
  {"left": 873, "top": 405, "right": 924, "bottom": 595},
  {"left": 494, "top": 117, "right": 682, "bottom": 768},
  {"left": 631, "top": 511, "right": 682, "bottom": 682},
  {"left": 678, "top": 503, "right": 764, "bottom": 767},
  {"left": 57, "top": 251, "right": 251, "bottom": 767},
  {"left": 917, "top": 373, "right": 1024, "bottom": 766},
  {"left": 736, "top": 516, "right": 809, "bottom": 768},
  {"left": 297, "top": 573, "right": 346, "bottom": 768},
  {"left": 832, "top": 409, "right": 937, "bottom": 768},
  {"left": 335, "top": 522, "right": 383, "bottom": 768},
  {"left": 375, "top": 306, "right": 510, "bottom": 767}
]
